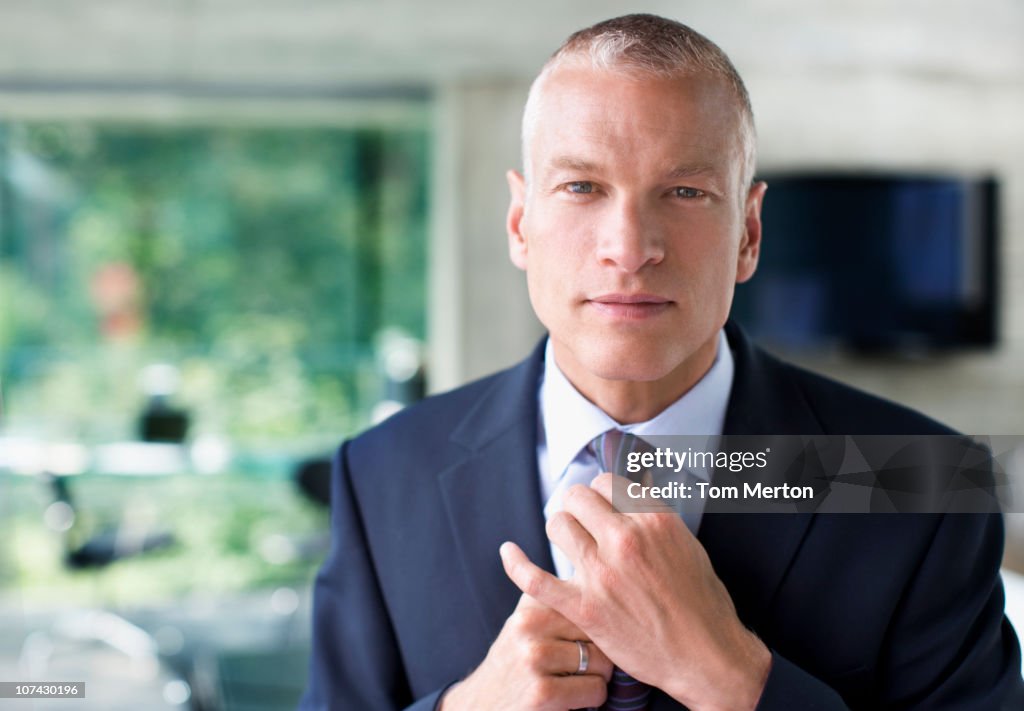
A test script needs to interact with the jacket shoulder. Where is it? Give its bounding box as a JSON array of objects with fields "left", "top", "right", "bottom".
[
  {"left": 771, "top": 353, "right": 956, "bottom": 435},
  {"left": 725, "top": 321, "right": 957, "bottom": 436},
  {"left": 355, "top": 368, "right": 510, "bottom": 447},
  {"left": 342, "top": 343, "right": 543, "bottom": 474}
]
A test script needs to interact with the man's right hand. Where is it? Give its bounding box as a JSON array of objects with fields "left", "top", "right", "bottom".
[{"left": 440, "top": 593, "right": 613, "bottom": 711}]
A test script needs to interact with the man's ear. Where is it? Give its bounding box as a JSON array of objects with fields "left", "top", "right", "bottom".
[
  {"left": 506, "top": 169, "right": 528, "bottom": 271},
  {"left": 736, "top": 180, "right": 767, "bottom": 284}
]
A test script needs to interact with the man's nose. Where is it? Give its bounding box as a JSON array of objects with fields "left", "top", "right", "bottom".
[{"left": 595, "top": 197, "right": 665, "bottom": 273}]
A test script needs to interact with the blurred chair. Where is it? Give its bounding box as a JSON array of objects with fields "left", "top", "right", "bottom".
[
  {"left": 137, "top": 363, "right": 191, "bottom": 444},
  {"left": 23, "top": 472, "right": 188, "bottom": 707},
  {"left": 44, "top": 471, "right": 176, "bottom": 569},
  {"left": 293, "top": 458, "right": 331, "bottom": 509}
]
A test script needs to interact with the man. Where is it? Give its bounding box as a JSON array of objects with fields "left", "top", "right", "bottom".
[{"left": 299, "top": 14, "right": 1023, "bottom": 710}]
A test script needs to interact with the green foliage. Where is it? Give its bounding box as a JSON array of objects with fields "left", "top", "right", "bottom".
[
  {"left": 0, "top": 118, "right": 429, "bottom": 443},
  {"left": 1, "top": 472, "right": 328, "bottom": 602}
]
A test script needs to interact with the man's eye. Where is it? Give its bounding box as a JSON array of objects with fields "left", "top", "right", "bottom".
[
  {"left": 674, "top": 187, "right": 705, "bottom": 199},
  {"left": 566, "top": 181, "right": 594, "bottom": 194}
]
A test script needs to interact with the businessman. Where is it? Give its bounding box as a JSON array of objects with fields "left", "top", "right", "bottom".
[{"left": 299, "top": 14, "right": 1023, "bottom": 710}]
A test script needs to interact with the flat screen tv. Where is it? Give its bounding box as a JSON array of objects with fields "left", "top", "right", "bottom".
[{"left": 732, "top": 173, "right": 998, "bottom": 353}]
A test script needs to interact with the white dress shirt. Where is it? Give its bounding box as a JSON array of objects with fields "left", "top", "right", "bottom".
[{"left": 536, "top": 329, "right": 735, "bottom": 579}]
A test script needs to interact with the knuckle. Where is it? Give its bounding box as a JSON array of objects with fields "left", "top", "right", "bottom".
[
  {"left": 513, "top": 605, "right": 544, "bottom": 633},
  {"left": 520, "top": 570, "right": 544, "bottom": 598},
  {"left": 645, "top": 510, "right": 669, "bottom": 530},
  {"left": 545, "top": 511, "right": 568, "bottom": 536},
  {"left": 578, "top": 542, "right": 599, "bottom": 569},
  {"left": 650, "top": 511, "right": 679, "bottom": 534},
  {"left": 523, "top": 678, "right": 549, "bottom": 708},
  {"left": 521, "top": 638, "right": 547, "bottom": 668},
  {"left": 565, "top": 483, "right": 592, "bottom": 507},
  {"left": 517, "top": 605, "right": 539, "bottom": 626},
  {"left": 610, "top": 526, "right": 641, "bottom": 561},
  {"left": 533, "top": 677, "right": 557, "bottom": 702},
  {"left": 507, "top": 610, "right": 524, "bottom": 633},
  {"left": 593, "top": 563, "right": 619, "bottom": 591}
]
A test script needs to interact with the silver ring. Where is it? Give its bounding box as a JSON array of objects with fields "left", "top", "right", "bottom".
[{"left": 573, "top": 640, "right": 589, "bottom": 675}]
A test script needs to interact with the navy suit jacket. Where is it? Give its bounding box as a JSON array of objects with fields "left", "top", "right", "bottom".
[{"left": 299, "top": 322, "right": 1024, "bottom": 710}]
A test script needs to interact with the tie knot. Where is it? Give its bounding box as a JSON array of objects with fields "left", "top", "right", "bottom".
[{"left": 589, "top": 429, "right": 653, "bottom": 477}]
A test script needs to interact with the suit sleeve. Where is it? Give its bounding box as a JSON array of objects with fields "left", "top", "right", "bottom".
[
  {"left": 754, "top": 652, "right": 849, "bottom": 710},
  {"left": 297, "top": 442, "right": 453, "bottom": 711},
  {"left": 754, "top": 513, "right": 1024, "bottom": 710}
]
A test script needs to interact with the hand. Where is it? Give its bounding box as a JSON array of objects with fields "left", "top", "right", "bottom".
[
  {"left": 500, "top": 472, "right": 771, "bottom": 711},
  {"left": 440, "top": 592, "right": 613, "bottom": 711}
]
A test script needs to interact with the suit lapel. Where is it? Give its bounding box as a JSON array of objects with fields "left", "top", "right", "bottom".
[
  {"left": 438, "top": 343, "right": 555, "bottom": 641},
  {"left": 697, "top": 322, "right": 823, "bottom": 632}
]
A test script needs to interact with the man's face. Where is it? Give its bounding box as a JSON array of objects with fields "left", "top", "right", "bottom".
[{"left": 507, "top": 64, "right": 766, "bottom": 395}]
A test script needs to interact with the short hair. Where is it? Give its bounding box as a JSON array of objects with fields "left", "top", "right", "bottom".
[{"left": 521, "top": 14, "right": 756, "bottom": 190}]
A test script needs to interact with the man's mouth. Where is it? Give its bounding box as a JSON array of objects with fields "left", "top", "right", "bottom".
[{"left": 587, "top": 293, "right": 673, "bottom": 320}]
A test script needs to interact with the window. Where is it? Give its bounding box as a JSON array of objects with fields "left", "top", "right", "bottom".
[{"left": 0, "top": 113, "right": 429, "bottom": 448}]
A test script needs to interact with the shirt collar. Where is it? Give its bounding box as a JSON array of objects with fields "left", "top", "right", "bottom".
[{"left": 539, "top": 329, "right": 735, "bottom": 487}]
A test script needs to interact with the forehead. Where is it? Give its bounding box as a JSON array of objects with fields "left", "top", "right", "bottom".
[{"left": 530, "top": 64, "right": 744, "bottom": 180}]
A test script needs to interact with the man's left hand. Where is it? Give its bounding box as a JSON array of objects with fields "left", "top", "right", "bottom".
[{"left": 500, "top": 472, "right": 772, "bottom": 711}]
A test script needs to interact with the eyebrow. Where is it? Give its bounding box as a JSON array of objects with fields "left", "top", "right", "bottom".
[
  {"left": 666, "top": 163, "right": 718, "bottom": 180},
  {"left": 547, "top": 156, "right": 601, "bottom": 173},
  {"left": 545, "top": 155, "right": 720, "bottom": 181}
]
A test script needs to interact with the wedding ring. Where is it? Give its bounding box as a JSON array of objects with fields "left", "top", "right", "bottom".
[{"left": 573, "top": 640, "right": 589, "bottom": 675}]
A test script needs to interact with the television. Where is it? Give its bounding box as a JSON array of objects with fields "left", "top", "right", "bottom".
[{"left": 732, "top": 173, "right": 998, "bottom": 353}]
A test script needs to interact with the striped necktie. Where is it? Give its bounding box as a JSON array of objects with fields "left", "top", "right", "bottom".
[{"left": 589, "top": 429, "right": 653, "bottom": 711}]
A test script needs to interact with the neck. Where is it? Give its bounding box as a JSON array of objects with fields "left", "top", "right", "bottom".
[{"left": 551, "top": 335, "right": 720, "bottom": 424}]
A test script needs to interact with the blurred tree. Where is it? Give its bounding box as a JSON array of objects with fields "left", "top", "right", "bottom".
[{"left": 0, "top": 118, "right": 429, "bottom": 446}]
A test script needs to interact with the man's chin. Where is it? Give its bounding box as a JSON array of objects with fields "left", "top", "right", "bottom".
[
  {"left": 550, "top": 328, "right": 707, "bottom": 385},
  {"left": 588, "top": 362, "right": 678, "bottom": 383},
  {"left": 575, "top": 347, "right": 683, "bottom": 384}
]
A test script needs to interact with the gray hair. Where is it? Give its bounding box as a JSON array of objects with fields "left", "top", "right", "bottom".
[{"left": 521, "top": 14, "right": 757, "bottom": 190}]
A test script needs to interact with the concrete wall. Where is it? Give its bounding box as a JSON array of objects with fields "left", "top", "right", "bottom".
[{"left": 428, "top": 79, "right": 543, "bottom": 390}]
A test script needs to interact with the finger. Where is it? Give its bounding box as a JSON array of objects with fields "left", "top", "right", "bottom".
[
  {"left": 592, "top": 471, "right": 675, "bottom": 516},
  {"left": 500, "top": 542, "right": 577, "bottom": 615},
  {"left": 589, "top": 471, "right": 625, "bottom": 504},
  {"left": 545, "top": 511, "right": 597, "bottom": 569},
  {"left": 562, "top": 481, "right": 623, "bottom": 541},
  {"left": 560, "top": 640, "right": 613, "bottom": 682},
  {"left": 527, "top": 638, "right": 610, "bottom": 680},
  {"left": 547, "top": 673, "right": 608, "bottom": 710},
  {"left": 512, "top": 593, "right": 590, "bottom": 642}
]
